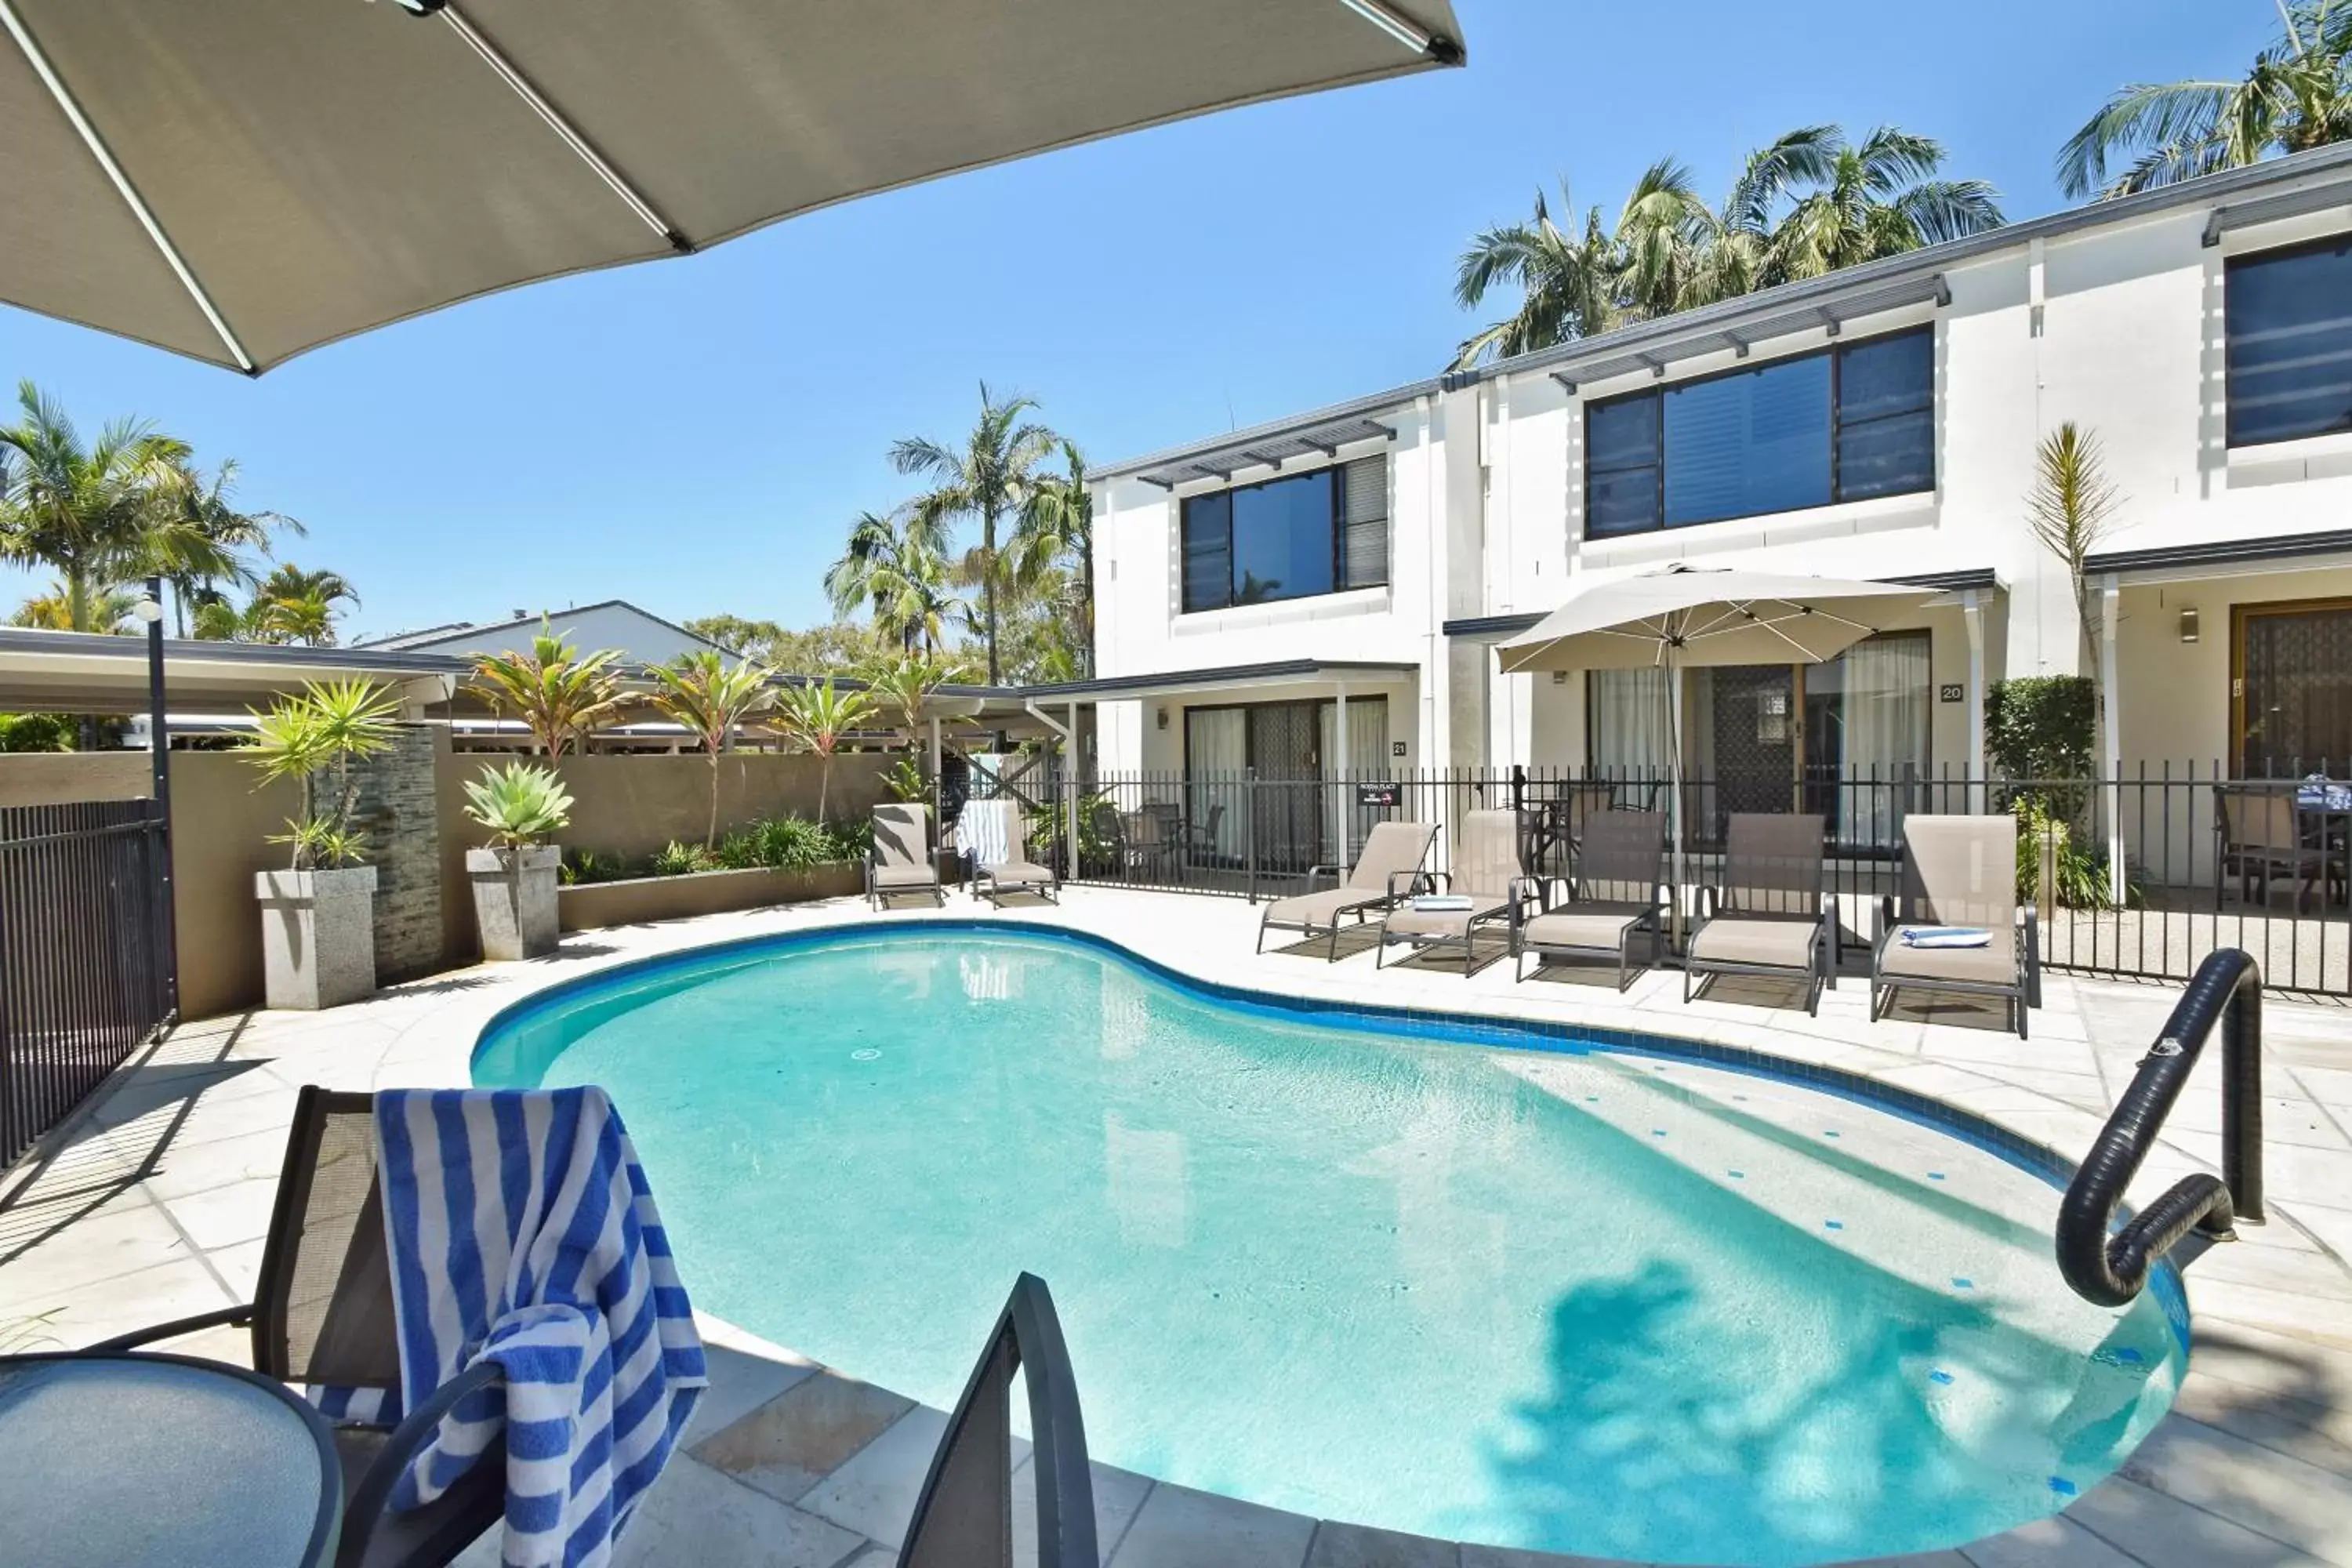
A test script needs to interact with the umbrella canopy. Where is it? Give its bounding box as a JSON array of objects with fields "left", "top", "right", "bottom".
[
  {"left": 1494, "top": 565, "right": 1940, "bottom": 674},
  {"left": 0, "top": 0, "right": 1462, "bottom": 373}
]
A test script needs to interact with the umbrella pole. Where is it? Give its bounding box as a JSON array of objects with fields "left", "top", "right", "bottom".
[{"left": 1668, "top": 655, "right": 1686, "bottom": 956}]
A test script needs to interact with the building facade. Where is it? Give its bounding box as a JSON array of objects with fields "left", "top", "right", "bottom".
[{"left": 1087, "top": 143, "right": 2352, "bottom": 851}]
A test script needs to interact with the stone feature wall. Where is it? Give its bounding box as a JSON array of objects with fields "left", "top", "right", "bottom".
[{"left": 351, "top": 725, "right": 444, "bottom": 983}]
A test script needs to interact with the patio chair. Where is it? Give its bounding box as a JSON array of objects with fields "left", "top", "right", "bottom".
[
  {"left": 1683, "top": 813, "right": 1835, "bottom": 1015},
  {"left": 1254, "top": 819, "right": 1437, "bottom": 960},
  {"left": 2215, "top": 785, "right": 2337, "bottom": 915},
  {"left": 1181, "top": 802, "right": 1227, "bottom": 865},
  {"left": 89, "top": 1087, "right": 503, "bottom": 1568},
  {"left": 869, "top": 802, "right": 946, "bottom": 909},
  {"left": 1513, "top": 809, "right": 1668, "bottom": 990},
  {"left": 962, "top": 798, "right": 1057, "bottom": 907},
  {"left": 1376, "top": 810, "right": 1533, "bottom": 977},
  {"left": 1873, "top": 814, "right": 2041, "bottom": 1039}
]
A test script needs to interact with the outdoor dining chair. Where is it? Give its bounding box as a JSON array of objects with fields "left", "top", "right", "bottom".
[
  {"left": 1683, "top": 813, "right": 1835, "bottom": 1014},
  {"left": 1376, "top": 809, "right": 1531, "bottom": 976},
  {"left": 1255, "top": 820, "right": 1437, "bottom": 960},
  {"left": 869, "top": 803, "right": 947, "bottom": 909},
  {"left": 1873, "top": 814, "right": 2041, "bottom": 1039},
  {"left": 89, "top": 1087, "right": 503, "bottom": 1568},
  {"left": 1513, "top": 809, "right": 1668, "bottom": 989},
  {"left": 2214, "top": 785, "right": 2340, "bottom": 915}
]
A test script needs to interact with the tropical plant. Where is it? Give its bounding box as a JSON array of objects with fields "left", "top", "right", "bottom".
[
  {"left": 773, "top": 675, "right": 877, "bottom": 824},
  {"left": 245, "top": 678, "right": 401, "bottom": 870},
  {"left": 2013, "top": 793, "right": 2138, "bottom": 910},
  {"left": 880, "top": 754, "right": 927, "bottom": 803},
  {"left": 462, "top": 760, "right": 575, "bottom": 851},
  {"left": 11, "top": 581, "right": 142, "bottom": 633},
  {"left": 254, "top": 563, "right": 359, "bottom": 612},
  {"left": 0, "top": 713, "right": 73, "bottom": 752},
  {"left": 825, "top": 507, "right": 964, "bottom": 655},
  {"left": 156, "top": 456, "right": 300, "bottom": 633},
  {"left": 2024, "top": 423, "right": 2124, "bottom": 674},
  {"left": 466, "top": 632, "right": 631, "bottom": 756},
  {"left": 891, "top": 384, "right": 1059, "bottom": 684},
  {"left": 1009, "top": 437, "right": 1095, "bottom": 677},
  {"left": 2059, "top": 2, "right": 2352, "bottom": 198},
  {"left": 1761, "top": 127, "right": 2002, "bottom": 283},
  {"left": 560, "top": 848, "right": 630, "bottom": 886},
  {"left": 252, "top": 592, "right": 337, "bottom": 647},
  {"left": 863, "top": 653, "right": 965, "bottom": 747},
  {"left": 0, "top": 381, "right": 234, "bottom": 633},
  {"left": 1451, "top": 183, "right": 1622, "bottom": 368},
  {"left": 649, "top": 839, "right": 714, "bottom": 877},
  {"left": 751, "top": 815, "right": 840, "bottom": 870},
  {"left": 644, "top": 651, "right": 772, "bottom": 848}
]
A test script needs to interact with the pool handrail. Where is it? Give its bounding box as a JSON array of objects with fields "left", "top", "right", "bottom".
[
  {"left": 2055, "top": 948, "right": 2265, "bottom": 1308},
  {"left": 899, "top": 1271, "right": 1098, "bottom": 1568}
]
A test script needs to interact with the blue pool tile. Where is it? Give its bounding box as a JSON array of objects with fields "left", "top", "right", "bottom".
[
  {"left": 1823, "top": 1130, "right": 1841, "bottom": 1139},
  {"left": 1929, "top": 1370, "right": 1955, "bottom": 1385},
  {"left": 1653, "top": 1129, "right": 1668, "bottom": 1138},
  {"left": 1824, "top": 1219, "right": 1845, "bottom": 1230},
  {"left": 2049, "top": 1477, "right": 2078, "bottom": 1497},
  {"left": 1952, "top": 1276, "right": 1974, "bottom": 1290},
  {"left": 1928, "top": 1171, "right": 1947, "bottom": 1181},
  {"left": 1727, "top": 1170, "right": 1745, "bottom": 1179}
]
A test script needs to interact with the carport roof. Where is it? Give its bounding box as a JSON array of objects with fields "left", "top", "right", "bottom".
[{"left": 0, "top": 628, "right": 469, "bottom": 713}]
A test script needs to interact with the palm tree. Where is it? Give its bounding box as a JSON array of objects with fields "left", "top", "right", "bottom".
[
  {"left": 1762, "top": 127, "right": 2003, "bottom": 282},
  {"left": 824, "top": 508, "right": 964, "bottom": 655},
  {"left": 466, "top": 631, "right": 632, "bottom": 755},
  {"left": 863, "top": 654, "right": 967, "bottom": 750},
  {"left": 644, "top": 652, "right": 772, "bottom": 848},
  {"left": 255, "top": 563, "right": 358, "bottom": 612},
  {"left": 774, "top": 677, "right": 877, "bottom": 823},
  {"left": 1450, "top": 183, "right": 1621, "bottom": 368},
  {"left": 0, "top": 380, "right": 229, "bottom": 633},
  {"left": 158, "top": 457, "right": 302, "bottom": 634},
  {"left": 252, "top": 592, "right": 340, "bottom": 647},
  {"left": 11, "top": 582, "right": 141, "bottom": 633},
  {"left": 1009, "top": 437, "right": 1094, "bottom": 678},
  {"left": 2060, "top": 2, "right": 2352, "bottom": 198},
  {"left": 2024, "top": 423, "right": 2124, "bottom": 674},
  {"left": 890, "top": 385, "right": 1058, "bottom": 684}
]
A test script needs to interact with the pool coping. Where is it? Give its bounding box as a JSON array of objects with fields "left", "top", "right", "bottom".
[{"left": 470, "top": 907, "right": 2208, "bottom": 1566}]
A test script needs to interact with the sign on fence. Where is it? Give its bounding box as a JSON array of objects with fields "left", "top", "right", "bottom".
[{"left": 1356, "top": 783, "right": 1401, "bottom": 808}]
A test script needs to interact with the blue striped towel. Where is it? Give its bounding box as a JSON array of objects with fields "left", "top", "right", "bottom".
[
  {"left": 368, "top": 1087, "right": 706, "bottom": 1568},
  {"left": 961, "top": 799, "right": 1011, "bottom": 866}
]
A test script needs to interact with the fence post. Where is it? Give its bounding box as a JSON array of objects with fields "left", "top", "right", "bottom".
[{"left": 1244, "top": 768, "right": 1258, "bottom": 905}]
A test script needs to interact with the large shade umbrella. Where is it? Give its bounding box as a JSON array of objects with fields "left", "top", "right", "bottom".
[
  {"left": 1494, "top": 564, "right": 1940, "bottom": 942},
  {"left": 0, "top": 0, "right": 1462, "bottom": 374}
]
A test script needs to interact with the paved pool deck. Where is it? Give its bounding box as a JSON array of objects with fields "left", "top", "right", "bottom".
[{"left": 2, "top": 886, "right": 2348, "bottom": 1568}]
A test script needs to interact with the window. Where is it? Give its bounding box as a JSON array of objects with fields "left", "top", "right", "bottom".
[
  {"left": 1582, "top": 326, "right": 1934, "bottom": 537},
  {"left": 1178, "top": 456, "right": 1387, "bottom": 613},
  {"left": 2227, "top": 235, "right": 2352, "bottom": 448}
]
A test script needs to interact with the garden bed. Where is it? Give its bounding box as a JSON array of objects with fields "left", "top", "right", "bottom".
[{"left": 557, "top": 861, "right": 864, "bottom": 931}]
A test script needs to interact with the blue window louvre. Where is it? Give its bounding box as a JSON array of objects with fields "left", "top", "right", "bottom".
[{"left": 2226, "top": 234, "right": 2352, "bottom": 448}]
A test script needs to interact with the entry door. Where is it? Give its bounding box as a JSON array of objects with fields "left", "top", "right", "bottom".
[
  {"left": 1248, "top": 702, "right": 1323, "bottom": 873},
  {"left": 1708, "top": 666, "right": 1796, "bottom": 837},
  {"left": 2238, "top": 601, "right": 2352, "bottom": 777}
]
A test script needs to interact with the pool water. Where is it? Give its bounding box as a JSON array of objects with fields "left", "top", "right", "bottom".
[{"left": 474, "top": 927, "right": 2183, "bottom": 1566}]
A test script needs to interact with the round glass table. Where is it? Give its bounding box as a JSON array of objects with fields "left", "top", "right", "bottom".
[{"left": 0, "top": 1351, "right": 341, "bottom": 1568}]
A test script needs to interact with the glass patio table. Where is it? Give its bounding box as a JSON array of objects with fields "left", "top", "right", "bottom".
[{"left": 0, "top": 1351, "right": 341, "bottom": 1568}]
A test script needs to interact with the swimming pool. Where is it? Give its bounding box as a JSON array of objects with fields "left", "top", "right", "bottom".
[{"left": 474, "top": 923, "right": 2184, "bottom": 1566}]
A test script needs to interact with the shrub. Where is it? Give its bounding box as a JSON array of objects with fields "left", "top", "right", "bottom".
[
  {"left": 650, "top": 840, "right": 714, "bottom": 877},
  {"left": 1987, "top": 677, "right": 2096, "bottom": 782},
  {"left": 559, "top": 848, "right": 630, "bottom": 886},
  {"left": 825, "top": 817, "right": 873, "bottom": 864},
  {"left": 752, "top": 815, "right": 837, "bottom": 869},
  {"left": 2013, "top": 794, "right": 2139, "bottom": 909},
  {"left": 0, "top": 713, "right": 73, "bottom": 753},
  {"left": 880, "top": 756, "right": 927, "bottom": 804}
]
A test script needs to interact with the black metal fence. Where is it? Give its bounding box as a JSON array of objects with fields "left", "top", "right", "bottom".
[
  {"left": 978, "top": 762, "right": 2352, "bottom": 996},
  {"left": 0, "top": 800, "right": 175, "bottom": 1167}
]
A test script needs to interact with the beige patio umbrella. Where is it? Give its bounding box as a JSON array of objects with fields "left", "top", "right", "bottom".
[
  {"left": 1495, "top": 564, "right": 1939, "bottom": 942},
  {"left": 0, "top": 0, "right": 1462, "bottom": 374}
]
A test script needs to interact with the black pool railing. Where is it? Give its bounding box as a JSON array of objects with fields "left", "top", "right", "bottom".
[{"left": 2056, "top": 948, "right": 2266, "bottom": 1308}]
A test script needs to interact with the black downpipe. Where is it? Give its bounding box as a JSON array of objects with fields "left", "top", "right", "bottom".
[{"left": 2056, "top": 948, "right": 2265, "bottom": 1308}]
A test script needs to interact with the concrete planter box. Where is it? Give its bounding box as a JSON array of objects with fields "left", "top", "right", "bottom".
[
  {"left": 558, "top": 862, "right": 864, "bottom": 932},
  {"left": 254, "top": 865, "right": 378, "bottom": 1011},
  {"left": 467, "top": 844, "right": 562, "bottom": 961}
]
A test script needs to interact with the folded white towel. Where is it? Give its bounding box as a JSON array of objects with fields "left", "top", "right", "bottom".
[
  {"left": 1411, "top": 895, "right": 1475, "bottom": 912},
  {"left": 1900, "top": 926, "right": 1991, "bottom": 949}
]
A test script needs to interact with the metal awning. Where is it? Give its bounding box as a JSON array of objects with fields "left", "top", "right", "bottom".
[
  {"left": 0, "top": 628, "right": 468, "bottom": 713},
  {"left": 959, "top": 659, "right": 1419, "bottom": 709},
  {"left": 2204, "top": 182, "right": 2352, "bottom": 246},
  {"left": 1125, "top": 413, "right": 1407, "bottom": 491},
  {"left": 2086, "top": 528, "right": 2352, "bottom": 583},
  {"left": 1443, "top": 568, "right": 2001, "bottom": 641},
  {"left": 1544, "top": 274, "right": 1950, "bottom": 394}
]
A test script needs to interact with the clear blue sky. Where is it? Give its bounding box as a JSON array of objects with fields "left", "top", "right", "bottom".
[{"left": 0, "top": 1, "right": 2276, "bottom": 642}]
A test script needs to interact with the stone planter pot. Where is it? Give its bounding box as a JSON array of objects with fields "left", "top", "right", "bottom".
[
  {"left": 467, "top": 844, "right": 562, "bottom": 961},
  {"left": 254, "top": 865, "right": 379, "bottom": 1011}
]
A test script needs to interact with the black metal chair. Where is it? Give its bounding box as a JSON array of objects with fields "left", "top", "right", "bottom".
[
  {"left": 899, "top": 1272, "right": 1098, "bottom": 1568},
  {"left": 91, "top": 1087, "right": 505, "bottom": 1568}
]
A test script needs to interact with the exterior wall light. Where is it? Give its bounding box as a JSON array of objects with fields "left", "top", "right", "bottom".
[{"left": 2180, "top": 607, "right": 2200, "bottom": 644}]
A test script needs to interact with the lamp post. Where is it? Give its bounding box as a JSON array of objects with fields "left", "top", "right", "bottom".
[{"left": 132, "top": 579, "right": 179, "bottom": 1021}]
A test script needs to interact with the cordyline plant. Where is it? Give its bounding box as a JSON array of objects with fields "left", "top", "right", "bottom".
[
  {"left": 462, "top": 760, "right": 574, "bottom": 852},
  {"left": 245, "top": 678, "right": 400, "bottom": 869},
  {"left": 466, "top": 630, "right": 631, "bottom": 756},
  {"left": 644, "top": 651, "right": 772, "bottom": 848},
  {"left": 775, "top": 676, "right": 877, "bottom": 825}
]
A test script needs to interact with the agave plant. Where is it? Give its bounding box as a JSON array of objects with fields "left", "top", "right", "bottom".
[
  {"left": 774, "top": 675, "right": 877, "bottom": 825},
  {"left": 245, "top": 678, "right": 401, "bottom": 870},
  {"left": 462, "top": 760, "right": 575, "bottom": 851},
  {"left": 466, "top": 631, "right": 631, "bottom": 756},
  {"left": 644, "top": 651, "right": 773, "bottom": 848}
]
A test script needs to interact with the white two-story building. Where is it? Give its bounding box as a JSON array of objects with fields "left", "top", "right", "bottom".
[{"left": 1087, "top": 142, "right": 2352, "bottom": 857}]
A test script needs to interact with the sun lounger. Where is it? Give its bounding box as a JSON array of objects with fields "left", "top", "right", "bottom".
[
  {"left": 1255, "top": 819, "right": 1436, "bottom": 960},
  {"left": 1514, "top": 809, "right": 1668, "bottom": 989},
  {"left": 1377, "top": 810, "right": 1531, "bottom": 976},
  {"left": 1873, "top": 813, "right": 2040, "bottom": 1038},
  {"left": 961, "top": 797, "right": 1058, "bottom": 906},
  {"left": 1683, "top": 812, "right": 1835, "bottom": 1014},
  {"left": 869, "top": 802, "right": 946, "bottom": 909}
]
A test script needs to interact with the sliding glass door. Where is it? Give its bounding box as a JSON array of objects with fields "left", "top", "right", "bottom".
[{"left": 2237, "top": 600, "right": 2352, "bottom": 777}]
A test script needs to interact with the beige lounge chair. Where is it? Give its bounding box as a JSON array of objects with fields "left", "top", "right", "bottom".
[
  {"left": 1514, "top": 809, "right": 1668, "bottom": 989},
  {"left": 867, "top": 802, "right": 945, "bottom": 909},
  {"left": 1874, "top": 814, "right": 2040, "bottom": 1038},
  {"left": 1255, "top": 820, "right": 1436, "bottom": 960},
  {"left": 962, "top": 798, "right": 1058, "bottom": 906},
  {"left": 1684, "top": 813, "right": 1835, "bottom": 1014},
  {"left": 1377, "top": 810, "right": 1532, "bottom": 976}
]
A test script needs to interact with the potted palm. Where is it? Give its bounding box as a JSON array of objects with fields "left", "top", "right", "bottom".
[
  {"left": 462, "top": 760, "right": 573, "bottom": 960},
  {"left": 247, "top": 678, "right": 398, "bottom": 1010}
]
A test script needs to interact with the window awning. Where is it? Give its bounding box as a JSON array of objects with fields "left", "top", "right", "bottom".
[
  {"left": 2204, "top": 182, "right": 2352, "bottom": 246},
  {"left": 1125, "top": 414, "right": 1404, "bottom": 491},
  {"left": 1544, "top": 274, "right": 1950, "bottom": 394}
]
